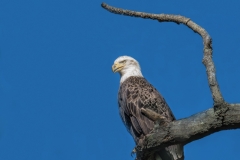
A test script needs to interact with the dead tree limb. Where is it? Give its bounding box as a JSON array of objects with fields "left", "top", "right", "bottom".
[
  {"left": 101, "top": 2, "right": 239, "bottom": 160},
  {"left": 136, "top": 103, "right": 240, "bottom": 159}
]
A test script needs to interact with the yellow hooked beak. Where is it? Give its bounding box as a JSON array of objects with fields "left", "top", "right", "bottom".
[{"left": 112, "top": 62, "right": 125, "bottom": 73}]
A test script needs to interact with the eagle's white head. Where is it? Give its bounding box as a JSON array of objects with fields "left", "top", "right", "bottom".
[{"left": 112, "top": 56, "right": 143, "bottom": 83}]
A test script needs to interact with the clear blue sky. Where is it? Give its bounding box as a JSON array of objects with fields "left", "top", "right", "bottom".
[{"left": 0, "top": 0, "right": 239, "bottom": 160}]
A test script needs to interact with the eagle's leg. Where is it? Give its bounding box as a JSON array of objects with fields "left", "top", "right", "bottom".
[{"left": 140, "top": 108, "right": 167, "bottom": 122}]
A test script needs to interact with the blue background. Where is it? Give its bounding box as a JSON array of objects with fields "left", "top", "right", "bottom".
[{"left": 0, "top": 0, "right": 239, "bottom": 160}]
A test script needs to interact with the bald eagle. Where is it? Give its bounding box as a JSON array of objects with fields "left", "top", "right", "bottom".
[{"left": 112, "top": 56, "right": 184, "bottom": 160}]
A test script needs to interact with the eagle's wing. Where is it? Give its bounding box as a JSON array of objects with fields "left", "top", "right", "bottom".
[{"left": 118, "top": 77, "right": 175, "bottom": 142}]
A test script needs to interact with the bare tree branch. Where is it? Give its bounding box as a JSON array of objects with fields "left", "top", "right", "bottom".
[
  {"left": 101, "top": 2, "right": 224, "bottom": 106},
  {"left": 101, "top": 2, "right": 238, "bottom": 160},
  {"left": 136, "top": 103, "right": 240, "bottom": 159}
]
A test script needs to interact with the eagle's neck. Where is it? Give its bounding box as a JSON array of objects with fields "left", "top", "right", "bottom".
[{"left": 120, "top": 67, "right": 143, "bottom": 83}]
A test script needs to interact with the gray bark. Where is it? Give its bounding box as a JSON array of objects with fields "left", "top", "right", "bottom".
[{"left": 136, "top": 103, "right": 240, "bottom": 159}]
